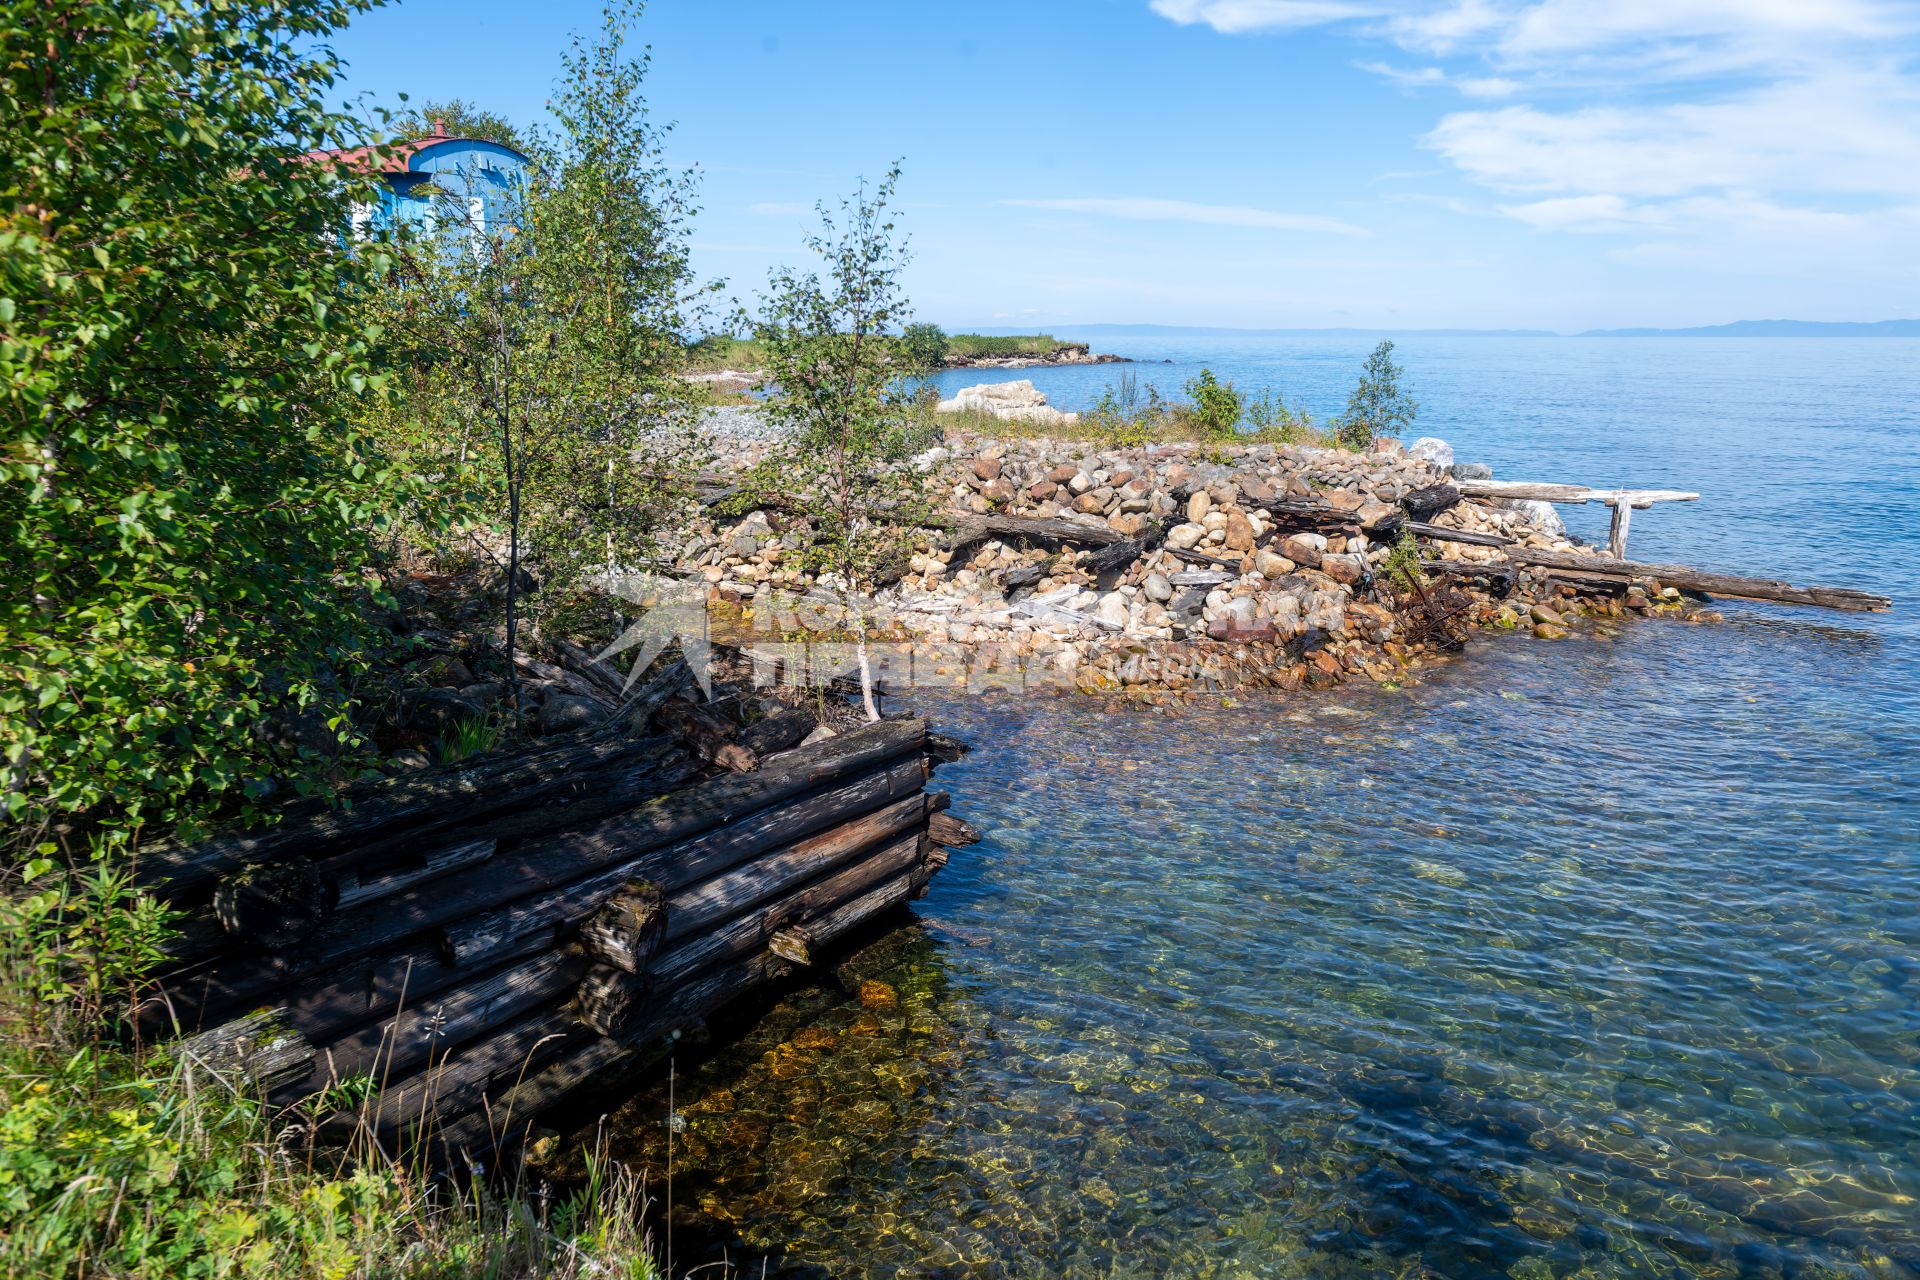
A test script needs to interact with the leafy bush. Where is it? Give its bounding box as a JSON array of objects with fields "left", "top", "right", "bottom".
[
  {"left": 1336, "top": 340, "right": 1418, "bottom": 451},
  {"left": 943, "top": 333, "right": 1068, "bottom": 360},
  {"left": 1084, "top": 373, "right": 1166, "bottom": 448},
  {"left": 1183, "top": 368, "right": 1244, "bottom": 440},
  {"left": 901, "top": 322, "right": 950, "bottom": 372},
  {"left": 0, "top": 0, "right": 423, "bottom": 859}
]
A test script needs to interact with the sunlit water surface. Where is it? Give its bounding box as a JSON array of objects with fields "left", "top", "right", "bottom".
[{"left": 596, "top": 339, "right": 1918, "bottom": 1278}]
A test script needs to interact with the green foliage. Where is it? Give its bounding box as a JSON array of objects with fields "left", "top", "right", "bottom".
[
  {"left": 901, "top": 322, "right": 950, "bottom": 372},
  {"left": 378, "top": 0, "right": 708, "bottom": 669},
  {"left": 943, "top": 333, "right": 1073, "bottom": 360},
  {"left": 1243, "top": 387, "right": 1322, "bottom": 445},
  {"left": 392, "top": 97, "right": 527, "bottom": 153},
  {"left": 755, "top": 165, "right": 932, "bottom": 718},
  {"left": 1383, "top": 526, "right": 1425, "bottom": 588},
  {"left": 0, "top": 1045, "right": 665, "bottom": 1279},
  {"left": 0, "top": 0, "right": 424, "bottom": 858},
  {"left": 1183, "top": 368, "right": 1244, "bottom": 440},
  {"left": 434, "top": 714, "right": 502, "bottom": 765},
  {"left": 1084, "top": 372, "right": 1166, "bottom": 448},
  {"left": 684, "top": 334, "right": 766, "bottom": 371},
  {"left": 1336, "top": 340, "right": 1418, "bottom": 451}
]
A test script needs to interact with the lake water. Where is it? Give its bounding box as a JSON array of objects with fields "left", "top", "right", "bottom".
[{"left": 601, "top": 338, "right": 1920, "bottom": 1277}]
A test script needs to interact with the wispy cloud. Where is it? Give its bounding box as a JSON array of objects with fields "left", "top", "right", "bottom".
[
  {"left": 1003, "top": 196, "right": 1369, "bottom": 236},
  {"left": 1148, "top": 0, "right": 1920, "bottom": 269},
  {"left": 1148, "top": 0, "right": 1378, "bottom": 33}
]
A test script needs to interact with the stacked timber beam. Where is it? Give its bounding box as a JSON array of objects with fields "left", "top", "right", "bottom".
[
  {"left": 146, "top": 714, "right": 968, "bottom": 1162},
  {"left": 1398, "top": 476, "right": 1890, "bottom": 613}
]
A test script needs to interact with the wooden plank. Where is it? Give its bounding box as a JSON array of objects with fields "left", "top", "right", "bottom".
[
  {"left": 1456, "top": 479, "right": 1700, "bottom": 507},
  {"left": 1404, "top": 520, "right": 1513, "bottom": 549},
  {"left": 1509, "top": 547, "right": 1891, "bottom": 612},
  {"left": 138, "top": 733, "right": 669, "bottom": 900},
  {"left": 440, "top": 756, "right": 929, "bottom": 968},
  {"left": 650, "top": 830, "right": 923, "bottom": 989},
  {"left": 336, "top": 839, "right": 496, "bottom": 911},
  {"left": 266, "top": 720, "right": 929, "bottom": 978}
]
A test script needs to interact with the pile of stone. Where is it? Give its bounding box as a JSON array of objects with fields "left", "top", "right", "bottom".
[{"left": 668, "top": 423, "right": 1641, "bottom": 693}]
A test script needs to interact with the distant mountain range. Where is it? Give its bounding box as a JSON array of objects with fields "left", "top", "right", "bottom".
[
  {"left": 1578, "top": 319, "right": 1920, "bottom": 337},
  {"left": 959, "top": 320, "right": 1920, "bottom": 339}
]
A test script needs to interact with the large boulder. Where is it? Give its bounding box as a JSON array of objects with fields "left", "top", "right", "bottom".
[
  {"left": 935, "top": 380, "right": 1080, "bottom": 426},
  {"left": 1406, "top": 437, "right": 1454, "bottom": 469}
]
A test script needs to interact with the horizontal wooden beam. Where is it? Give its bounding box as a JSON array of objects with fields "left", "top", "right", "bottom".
[
  {"left": 1456, "top": 479, "right": 1699, "bottom": 507},
  {"left": 1509, "top": 547, "right": 1891, "bottom": 612}
]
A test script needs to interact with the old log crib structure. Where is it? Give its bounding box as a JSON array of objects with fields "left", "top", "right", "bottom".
[{"left": 138, "top": 714, "right": 974, "bottom": 1163}]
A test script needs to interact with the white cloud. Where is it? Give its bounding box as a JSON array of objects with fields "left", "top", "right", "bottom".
[
  {"left": 1003, "top": 196, "right": 1369, "bottom": 235},
  {"left": 1359, "top": 60, "right": 1520, "bottom": 95},
  {"left": 1148, "top": 0, "right": 1378, "bottom": 34},
  {"left": 1426, "top": 74, "right": 1920, "bottom": 199}
]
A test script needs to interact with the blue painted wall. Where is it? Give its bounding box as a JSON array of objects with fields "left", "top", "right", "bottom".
[{"left": 352, "top": 138, "right": 530, "bottom": 256}]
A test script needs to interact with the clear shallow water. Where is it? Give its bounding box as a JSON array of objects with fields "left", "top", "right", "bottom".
[{"left": 602, "top": 340, "right": 1919, "bottom": 1277}]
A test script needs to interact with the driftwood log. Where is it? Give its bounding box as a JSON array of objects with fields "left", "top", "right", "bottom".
[{"left": 652, "top": 697, "right": 757, "bottom": 772}]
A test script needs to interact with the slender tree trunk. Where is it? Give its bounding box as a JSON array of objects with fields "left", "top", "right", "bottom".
[
  {"left": 497, "top": 316, "right": 521, "bottom": 726},
  {"left": 854, "top": 614, "right": 879, "bottom": 723}
]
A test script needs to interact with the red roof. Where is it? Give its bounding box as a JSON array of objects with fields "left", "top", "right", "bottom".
[{"left": 298, "top": 120, "right": 504, "bottom": 178}]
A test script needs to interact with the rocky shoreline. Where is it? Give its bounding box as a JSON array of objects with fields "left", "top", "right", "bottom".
[
  {"left": 673, "top": 415, "right": 1715, "bottom": 699},
  {"left": 942, "top": 342, "right": 1128, "bottom": 370}
]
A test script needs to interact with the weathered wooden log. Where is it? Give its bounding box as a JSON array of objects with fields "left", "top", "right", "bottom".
[
  {"left": 138, "top": 732, "right": 667, "bottom": 899},
  {"left": 1163, "top": 544, "right": 1238, "bottom": 569},
  {"left": 335, "top": 839, "right": 496, "bottom": 911},
  {"left": 663, "top": 795, "right": 928, "bottom": 942},
  {"left": 1401, "top": 483, "right": 1460, "bottom": 519},
  {"left": 602, "top": 655, "right": 696, "bottom": 731},
  {"left": 433, "top": 952, "right": 788, "bottom": 1155},
  {"left": 255, "top": 720, "right": 928, "bottom": 979},
  {"left": 737, "top": 709, "right": 815, "bottom": 760},
  {"left": 361, "top": 1006, "right": 586, "bottom": 1137},
  {"left": 1507, "top": 547, "right": 1892, "bottom": 612},
  {"left": 938, "top": 513, "right": 1124, "bottom": 557},
  {"left": 503, "top": 647, "right": 613, "bottom": 707},
  {"left": 576, "top": 964, "right": 649, "bottom": 1038},
  {"left": 928, "top": 811, "right": 981, "bottom": 847},
  {"left": 1456, "top": 479, "right": 1700, "bottom": 507},
  {"left": 649, "top": 830, "right": 923, "bottom": 988},
  {"left": 212, "top": 859, "right": 336, "bottom": 948},
  {"left": 1000, "top": 564, "right": 1044, "bottom": 593},
  {"left": 767, "top": 861, "right": 919, "bottom": 966},
  {"left": 549, "top": 638, "right": 630, "bottom": 700},
  {"left": 437, "top": 751, "right": 930, "bottom": 969},
  {"left": 579, "top": 880, "right": 667, "bottom": 974},
  {"left": 1404, "top": 520, "right": 1513, "bottom": 549},
  {"left": 173, "top": 1009, "right": 315, "bottom": 1095},
  {"left": 652, "top": 696, "right": 757, "bottom": 772},
  {"left": 299, "top": 948, "right": 585, "bottom": 1091}
]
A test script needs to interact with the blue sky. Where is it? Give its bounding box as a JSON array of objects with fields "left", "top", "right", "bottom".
[{"left": 327, "top": 0, "right": 1920, "bottom": 331}]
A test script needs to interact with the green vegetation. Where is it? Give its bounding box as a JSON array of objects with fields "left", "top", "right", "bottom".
[
  {"left": 392, "top": 97, "right": 528, "bottom": 152},
  {"left": 943, "top": 332, "right": 1081, "bottom": 360},
  {"left": 685, "top": 333, "right": 768, "bottom": 371},
  {"left": 901, "top": 321, "right": 950, "bottom": 372},
  {"left": 1336, "top": 339, "right": 1417, "bottom": 450},
  {"left": 0, "top": 2, "right": 689, "bottom": 1275},
  {"left": 753, "top": 165, "right": 933, "bottom": 719},
  {"left": 1183, "top": 368, "right": 1244, "bottom": 440},
  {"left": 379, "top": 3, "right": 707, "bottom": 664}
]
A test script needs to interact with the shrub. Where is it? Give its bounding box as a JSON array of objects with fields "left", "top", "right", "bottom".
[
  {"left": 901, "top": 322, "right": 950, "bottom": 372},
  {"left": 1183, "top": 368, "right": 1244, "bottom": 440},
  {"left": 1336, "top": 340, "right": 1417, "bottom": 451}
]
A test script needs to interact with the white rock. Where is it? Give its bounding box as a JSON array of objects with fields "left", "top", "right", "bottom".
[
  {"left": 935, "top": 379, "right": 1080, "bottom": 426},
  {"left": 1407, "top": 437, "right": 1454, "bottom": 469},
  {"left": 1143, "top": 573, "right": 1173, "bottom": 603},
  {"left": 1512, "top": 498, "right": 1567, "bottom": 538},
  {"left": 1095, "top": 591, "right": 1130, "bottom": 628},
  {"left": 1165, "top": 523, "right": 1205, "bottom": 550}
]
